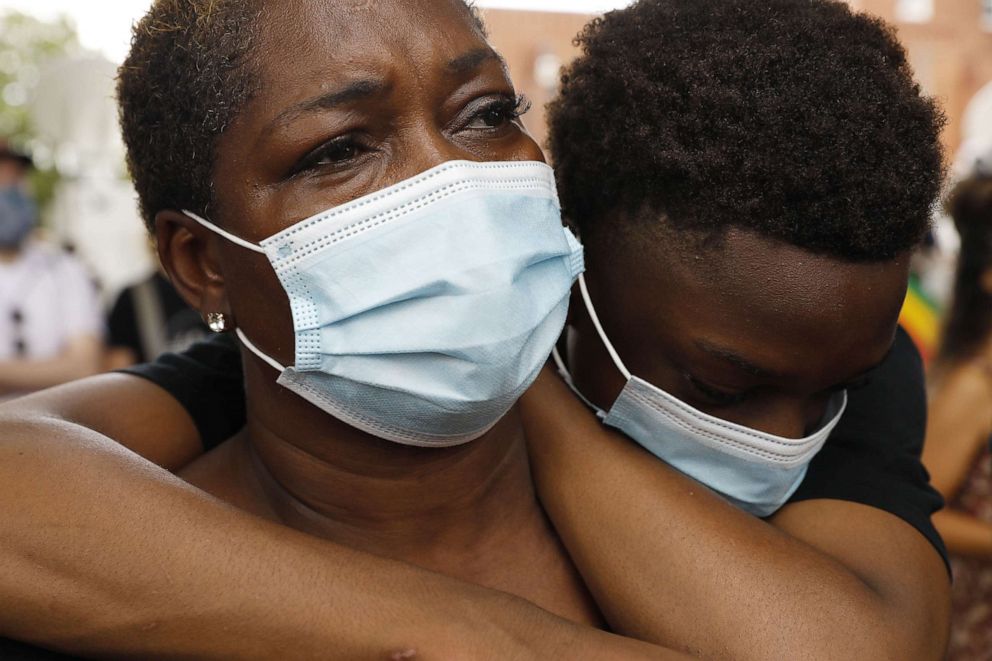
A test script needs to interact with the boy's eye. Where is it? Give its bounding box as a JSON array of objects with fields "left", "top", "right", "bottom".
[{"left": 685, "top": 374, "right": 748, "bottom": 407}]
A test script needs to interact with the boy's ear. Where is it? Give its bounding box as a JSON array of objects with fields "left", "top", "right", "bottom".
[{"left": 154, "top": 209, "right": 232, "bottom": 325}]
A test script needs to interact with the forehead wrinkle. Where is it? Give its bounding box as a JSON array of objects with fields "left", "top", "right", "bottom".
[
  {"left": 266, "top": 79, "right": 391, "bottom": 134},
  {"left": 446, "top": 47, "right": 504, "bottom": 76}
]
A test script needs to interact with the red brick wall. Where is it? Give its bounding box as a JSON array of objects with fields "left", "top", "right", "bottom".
[
  {"left": 480, "top": 9, "right": 590, "bottom": 153},
  {"left": 851, "top": 0, "right": 992, "bottom": 153}
]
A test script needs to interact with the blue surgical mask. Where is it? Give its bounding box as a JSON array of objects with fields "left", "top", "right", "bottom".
[
  {"left": 554, "top": 274, "right": 846, "bottom": 517},
  {"left": 186, "top": 160, "right": 584, "bottom": 447},
  {"left": 0, "top": 186, "right": 36, "bottom": 249}
]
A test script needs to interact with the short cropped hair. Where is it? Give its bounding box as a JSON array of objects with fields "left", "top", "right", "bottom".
[
  {"left": 548, "top": 0, "right": 946, "bottom": 261},
  {"left": 117, "top": 0, "right": 484, "bottom": 231}
]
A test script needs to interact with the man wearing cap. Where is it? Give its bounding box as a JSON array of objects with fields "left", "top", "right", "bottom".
[{"left": 0, "top": 141, "right": 103, "bottom": 397}]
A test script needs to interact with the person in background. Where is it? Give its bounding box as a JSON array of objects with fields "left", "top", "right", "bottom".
[
  {"left": 922, "top": 171, "right": 992, "bottom": 661},
  {"left": 0, "top": 141, "right": 103, "bottom": 397},
  {"left": 105, "top": 267, "right": 209, "bottom": 369}
]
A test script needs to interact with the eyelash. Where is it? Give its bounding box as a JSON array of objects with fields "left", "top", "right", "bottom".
[
  {"left": 294, "top": 135, "right": 367, "bottom": 175},
  {"left": 468, "top": 94, "right": 532, "bottom": 129},
  {"left": 685, "top": 374, "right": 748, "bottom": 407},
  {"left": 686, "top": 373, "right": 875, "bottom": 408},
  {"left": 292, "top": 94, "right": 531, "bottom": 177}
]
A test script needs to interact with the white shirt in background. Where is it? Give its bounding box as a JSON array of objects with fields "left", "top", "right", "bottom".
[{"left": 0, "top": 241, "right": 103, "bottom": 360}]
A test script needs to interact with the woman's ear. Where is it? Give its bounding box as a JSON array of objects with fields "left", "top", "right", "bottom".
[{"left": 154, "top": 209, "right": 232, "bottom": 324}]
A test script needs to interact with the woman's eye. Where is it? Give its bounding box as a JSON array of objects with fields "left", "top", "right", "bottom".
[
  {"left": 685, "top": 374, "right": 748, "bottom": 407},
  {"left": 465, "top": 94, "right": 532, "bottom": 130},
  {"left": 293, "top": 136, "right": 366, "bottom": 175},
  {"left": 312, "top": 138, "right": 360, "bottom": 165}
]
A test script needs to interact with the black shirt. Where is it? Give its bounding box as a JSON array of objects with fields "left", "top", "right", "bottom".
[
  {"left": 123, "top": 325, "right": 948, "bottom": 564},
  {"left": 107, "top": 272, "right": 209, "bottom": 363}
]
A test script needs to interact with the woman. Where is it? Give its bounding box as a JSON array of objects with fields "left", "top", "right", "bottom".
[
  {"left": 1, "top": 1, "right": 949, "bottom": 659},
  {"left": 923, "top": 173, "right": 992, "bottom": 660},
  {"left": 0, "top": 0, "right": 667, "bottom": 658}
]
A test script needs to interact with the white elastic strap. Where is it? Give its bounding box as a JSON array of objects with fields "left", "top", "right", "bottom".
[
  {"left": 551, "top": 345, "right": 569, "bottom": 376},
  {"left": 577, "top": 273, "right": 632, "bottom": 380},
  {"left": 235, "top": 328, "right": 287, "bottom": 372},
  {"left": 182, "top": 210, "right": 267, "bottom": 254},
  {"left": 551, "top": 346, "right": 605, "bottom": 415}
]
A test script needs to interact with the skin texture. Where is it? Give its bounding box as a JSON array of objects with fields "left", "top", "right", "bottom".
[
  {"left": 0, "top": 378, "right": 674, "bottom": 660},
  {"left": 521, "top": 226, "right": 951, "bottom": 659}
]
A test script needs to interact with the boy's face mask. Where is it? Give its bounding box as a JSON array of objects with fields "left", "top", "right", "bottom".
[{"left": 554, "top": 274, "right": 847, "bottom": 517}]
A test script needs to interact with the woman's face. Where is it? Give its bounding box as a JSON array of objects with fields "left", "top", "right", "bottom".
[{"left": 199, "top": 0, "right": 543, "bottom": 365}]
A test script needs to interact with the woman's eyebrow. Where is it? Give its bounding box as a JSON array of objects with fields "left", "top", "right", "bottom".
[
  {"left": 268, "top": 79, "right": 389, "bottom": 131},
  {"left": 446, "top": 47, "right": 505, "bottom": 76}
]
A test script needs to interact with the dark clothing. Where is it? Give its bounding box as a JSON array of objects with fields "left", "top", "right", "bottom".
[
  {"left": 789, "top": 326, "right": 948, "bottom": 564},
  {"left": 0, "top": 638, "right": 85, "bottom": 660},
  {"left": 124, "top": 325, "right": 948, "bottom": 566},
  {"left": 125, "top": 332, "right": 246, "bottom": 448},
  {"left": 107, "top": 272, "right": 208, "bottom": 363}
]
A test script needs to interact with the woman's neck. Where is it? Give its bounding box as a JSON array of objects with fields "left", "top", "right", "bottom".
[{"left": 238, "top": 355, "right": 545, "bottom": 565}]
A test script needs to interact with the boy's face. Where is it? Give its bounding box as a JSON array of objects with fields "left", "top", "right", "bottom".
[{"left": 567, "top": 226, "right": 910, "bottom": 438}]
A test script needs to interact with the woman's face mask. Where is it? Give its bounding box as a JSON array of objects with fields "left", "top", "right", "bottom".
[{"left": 186, "top": 160, "right": 584, "bottom": 447}]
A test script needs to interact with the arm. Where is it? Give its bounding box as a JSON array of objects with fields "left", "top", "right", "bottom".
[
  {"left": 0, "top": 403, "right": 687, "bottom": 661},
  {"left": 922, "top": 364, "right": 992, "bottom": 557},
  {"left": 0, "top": 364, "right": 688, "bottom": 659},
  {"left": 520, "top": 366, "right": 949, "bottom": 661},
  {"left": 0, "top": 335, "right": 103, "bottom": 395}
]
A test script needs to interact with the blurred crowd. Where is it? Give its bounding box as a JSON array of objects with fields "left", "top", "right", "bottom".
[{"left": 0, "top": 139, "right": 206, "bottom": 400}]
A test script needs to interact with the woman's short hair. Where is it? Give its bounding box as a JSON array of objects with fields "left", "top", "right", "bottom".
[{"left": 117, "top": 0, "right": 484, "bottom": 231}]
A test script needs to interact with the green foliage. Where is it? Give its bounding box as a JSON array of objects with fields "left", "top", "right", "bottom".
[{"left": 0, "top": 11, "right": 79, "bottom": 211}]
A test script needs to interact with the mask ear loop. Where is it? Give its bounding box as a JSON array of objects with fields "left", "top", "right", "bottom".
[
  {"left": 182, "top": 210, "right": 267, "bottom": 255},
  {"left": 181, "top": 210, "right": 285, "bottom": 373},
  {"left": 577, "top": 273, "right": 632, "bottom": 381},
  {"left": 235, "top": 328, "right": 287, "bottom": 373}
]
